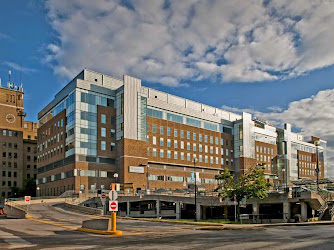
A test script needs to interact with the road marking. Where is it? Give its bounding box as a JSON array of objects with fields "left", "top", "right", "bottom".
[
  {"left": 0, "top": 229, "right": 35, "bottom": 249},
  {"left": 26, "top": 215, "right": 77, "bottom": 230}
]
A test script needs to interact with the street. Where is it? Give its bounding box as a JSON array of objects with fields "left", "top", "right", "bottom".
[{"left": 1, "top": 203, "right": 334, "bottom": 249}]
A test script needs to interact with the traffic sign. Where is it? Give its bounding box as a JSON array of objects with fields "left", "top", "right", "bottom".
[
  {"left": 109, "top": 201, "right": 118, "bottom": 211},
  {"left": 101, "top": 194, "right": 106, "bottom": 199},
  {"left": 109, "top": 190, "right": 118, "bottom": 200},
  {"left": 25, "top": 196, "right": 31, "bottom": 205}
]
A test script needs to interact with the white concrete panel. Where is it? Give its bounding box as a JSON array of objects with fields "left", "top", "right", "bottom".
[
  {"left": 168, "top": 94, "right": 186, "bottom": 107},
  {"left": 123, "top": 75, "right": 141, "bottom": 140}
]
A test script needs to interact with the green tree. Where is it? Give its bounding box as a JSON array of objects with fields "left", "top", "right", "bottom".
[
  {"left": 9, "top": 178, "right": 36, "bottom": 198},
  {"left": 215, "top": 163, "right": 272, "bottom": 221}
]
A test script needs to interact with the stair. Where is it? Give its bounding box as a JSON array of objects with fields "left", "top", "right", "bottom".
[{"left": 320, "top": 203, "right": 333, "bottom": 221}]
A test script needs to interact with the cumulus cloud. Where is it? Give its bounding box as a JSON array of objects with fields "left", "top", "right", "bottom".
[
  {"left": 43, "top": 0, "right": 334, "bottom": 86},
  {"left": 223, "top": 89, "right": 334, "bottom": 177}
]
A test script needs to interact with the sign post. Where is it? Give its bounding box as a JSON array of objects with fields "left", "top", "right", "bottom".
[
  {"left": 25, "top": 196, "right": 31, "bottom": 213},
  {"left": 100, "top": 194, "right": 106, "bottom": 215},
  {"left": 108, "top": 187, "right": 122, "bottom": 235}
]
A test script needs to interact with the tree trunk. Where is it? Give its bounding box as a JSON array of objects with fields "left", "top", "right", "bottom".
[{"left": 237, "top": 201, "right": 241, "bottom": 222}]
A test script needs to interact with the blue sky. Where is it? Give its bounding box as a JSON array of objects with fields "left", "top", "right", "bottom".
[{"left": 1, "top": 0, "right": 334, "bottom": 167}]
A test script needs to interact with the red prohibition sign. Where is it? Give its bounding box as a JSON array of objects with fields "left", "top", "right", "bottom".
[{"left": 110, "top": 202, "right": 117, "bottom": 210}]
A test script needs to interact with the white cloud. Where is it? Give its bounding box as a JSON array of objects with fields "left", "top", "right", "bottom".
[
  {"left": 2, "top": 61, "right": 37, "bottom": 73},
  {"left": 222, "top": 88, "right": 334, "bottom": 178},
  {"left": 44, "top": 0, "right": 334, "bottom": 85}
]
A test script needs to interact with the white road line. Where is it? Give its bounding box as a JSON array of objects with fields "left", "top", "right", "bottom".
[{"left": 0, "top": 229, "right": 35, "bottom": 249}]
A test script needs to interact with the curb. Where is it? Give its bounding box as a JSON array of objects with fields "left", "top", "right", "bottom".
[{"left": 77, "top": 227, "right": 122, "bottom": 236}]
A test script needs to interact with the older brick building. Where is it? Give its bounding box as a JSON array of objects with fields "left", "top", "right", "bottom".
[
  {"left": 36, "top": 69, "right": 327, "bottom": 196},
  {"left": 0, "top": 80, "right": 37, "bottom": 199}
]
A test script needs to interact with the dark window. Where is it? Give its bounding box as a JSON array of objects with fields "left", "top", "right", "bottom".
[
  {"left": 14, "top": 172, "right": 17, "bottom": 177},
  {"left": 27, "top": 156, "right": 31, "bottom": 161},
  {"left": 8, "top": 172, "right": 11, "bottom": 177},
  {"left": 27, "top": 165, "right": 30, "bottom": 169},
  {"left": 27, "top": 147, "right": 31, "bottom": 152},
  {"left": 27, "top": 174, "right": 30, "bottom": 179},
  {"left": 2, "top": 152, "right": 6, "bottom": 157},
  {"left": 2, "top": 171, "right": 5, "bottom": 177},
  {"left": 2, "top": 142, "right": 6, "bottom": 149},
  {"left": 14, "top": 143, "right": 17, "bottom": 149}
]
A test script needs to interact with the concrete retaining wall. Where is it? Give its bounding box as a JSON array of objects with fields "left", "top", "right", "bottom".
[
  {"left": 82, "top": 219, "right": 109, "bottom": 230},
  {"left": 5, "top": 204, "right": 26, "bottom": 219},
  {"left": 64, "top": 202, "right": 103, "bottom": 216}
]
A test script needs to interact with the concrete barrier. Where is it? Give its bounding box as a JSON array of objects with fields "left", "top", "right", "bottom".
[
  {"left": 82, "top": 219, "right": 109, "bottom": 230},
  {"left": 5, "top": 204, "right": 26, "bottom": 219},
  {"left": 9, "top": 198, "right": 66, "bottom": 206},
  {"left": 64, "top": 202, "right": 103, "bottom": 216}
]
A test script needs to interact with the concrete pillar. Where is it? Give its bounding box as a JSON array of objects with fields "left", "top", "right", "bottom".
[
  {"left": 283, "top": 201, "right": 291, "bottom": 222},
  {"left": 252, "top": 202, "right": 259, "bottom": 223},
  {"left": 175, "top": 202, "right": 181, "bottom": 219},
  {"left": 156, "top": 200, "right": 160, "bottom": 218},
  {"left": 301, "top": 201, "right": 308, "bottom": 222},
  {"left": 224, "top": 206, "right": 228, "bottom": 220},
  {"left": 126, "top": 201, "right": 130, "bottom": 216},
  {"left": 202, "top": 206, "right": 207, "bottom": 220},
  {"left": 196, "top": 203, "right": 201, "bottom": 221}
]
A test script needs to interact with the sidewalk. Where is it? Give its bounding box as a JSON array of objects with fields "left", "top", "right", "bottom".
[{"left": 116, "top": 216, "right": 334, "bottom": 230}]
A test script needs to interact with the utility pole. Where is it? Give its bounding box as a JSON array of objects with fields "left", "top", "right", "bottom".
[
  {"left": 315, "top": 140, "right": 320, "bottom": 192},
  {"left": 193, "top": 157, "right": 197, "bottom": 222}
]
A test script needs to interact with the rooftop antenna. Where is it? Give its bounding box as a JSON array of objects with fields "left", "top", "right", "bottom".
[{"left": 8, "top": 70, "right": 11, "bottom": 83}]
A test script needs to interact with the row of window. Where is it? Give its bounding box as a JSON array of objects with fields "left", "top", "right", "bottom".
[
  {"left": 2, "top": 142, "right": 18, "bottom": 150},
  {"left": 256, "top": 154, "right": 273, "bottom": 163},
  {"left": 150, "top": 125, "right": 232, "bottom": 146},
  {"left": 39, "top": 119, "right": 64, "bottom": 140},
  {"left": 149, "top": 148, "right": 233, "bottom": 165},
  {"left": 298, "top": 155, "right": 313, "bottom": 162},
  {"left": 148, "top": 174, "right": 218, "bottom": 184},
  {"left": 101, "top": 128, "right": 116, "bottom": 138},
  {"left": 299, "top": 169, "right": 319, "bottom": 175},
  {"left": 256, "top": 145, "right": 274, "bottom": 155},
  {"left": 100, "top": 114, "right": 116, "bottom": 125},
  {"left": 2, "top": 130, "right": 18, "bottom": 137},
  {"left": 2, "top": 171, "right": 18, "bottom": 178},
  {"left": 100, "top": 141, "right": 116, "bottom": 151},
  {"left": 39, "top": 132, "right": 63, "bottom": 152},
  {"left": 1, "top": 181, "right": 17, "bottom": 188},
  {"left": 38, "top": 146, "right": 63, "bottom": 162},
  {"left": 298, "top": 162, "right": 316, "bottom": 169},
  {"left": 150, "top": 136, "right": 232, "bottom": 155}
]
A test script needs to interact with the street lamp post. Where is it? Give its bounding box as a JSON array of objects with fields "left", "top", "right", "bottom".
[
  {"left": 146, "top": 165, "right": 150, "bottom": 194},
  {"left": 36, "top": 186, "right": 40, "bottom": 197},
  {"left": 315, "top": 140, "right": 320, "bottom": 192},
  {"left": 193, "top": 157, "right": 198, "bottom": 222}
]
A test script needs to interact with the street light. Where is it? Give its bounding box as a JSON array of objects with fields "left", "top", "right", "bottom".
[
  {"left": 193, "top": 157, "right": 198, "bottom": 222},
  {"left": 36, "top": 186, "right": 40, "bottom": 197},
  {"left": 315, "top": 140, "right": 320, "bottom": 192}
]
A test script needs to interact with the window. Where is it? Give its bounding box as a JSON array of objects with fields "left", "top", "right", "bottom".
[
  {"left": 205, "top": 156, "right": 208, "bottom": 163},
  {"left": 153, "top": 148, "right": 157, "bottom": 157},
  {"left": 215, "top": 137, "right": 219, "bottom": 145},
  {"left": 181, "top": 130, "right": 184, "bottom": 138},
  {"left": 205, "top": 135, "right": 208, "bottom": 143},
  {"left": 152, "top": 125, "right": 156, "bottom": 133},
  {"left": 199, "top": 144, "right": 202, "bottom": 152},
  {"left": 205, "top": 145, "right": 208, "bottom": 153},
  {"left": 101, "top": 128, "right": 106, "bottom": 137},
  {"left": 3, "top": 130, "right": 7, "bottom": 136},
  {"left": 226, "top": 159, "right": 229, "bottom": 165},
  {"left": 221, "top": 138, "right": 224, "bottom": 146},
  {"left": 9, "top": 131, "right": 12, "bottom": 136},
  {"left": 216, "top": 147, "right": 219, "bottom": 154},
  {"left": 199, "top": 134, "right": 202, "bottom": 142},
  {"left": 101, "top": 141, "right": 106, "bottom": 150},
  {"left": 199, "top": 155, "right": 202, "bottom": 162},
  {"left": 160, "top": 138, "right": 164, "bottom": 146},
  {"left": 210, "top": 136, "right": 213, "bottom": 144},
  {"left": 101, "top": 114, "right": 106, "bottom": 124},
  {"left": 187, "top": 153, "right": 191, "bottom": 161},
  {"left": 160, "top": 126, "right": 164, "bottom": 135},
  {"left": 167, "top": 127, "right": 171, "bottom": 136},
  {"left": 167, "top": 139, "right": 171, "bottom": 147},
  {"left": 181, "top": 152, "right": 184, "bottom": 160},
  {"left": 111, "top": 142, "right": 116, "bottom": 151},
  {"left": 2, "top": 142, "right": 6, "bottom": 149},
  {"left": 187, "top": 142, "right": 191, "bottom": 150},
  {"left": 180, "top": 141, "right": 184, "bottom": 149},
  {"left": 174, "top": 129, "right": 178, "bottom": 137},
  {"left": 160, "top": 149, "right": 164, "bottom": 158},
  {"left": 111, "top": 129, "right": 116, "bottom": 138},
  {"left": 187, "top": 131, "right": 190, "bottom": 139},
  {"left": 193, "top": 133, "right": 196, "bottom": 141},
  {"left": 174, "top": 151, "right": 178, "bottom": 159},
  {"left": 256, "top": 146, "right": 259, "bottom": 152},
  {"left": 174, "top": 140, "right": 178, "bottom": 148},
  {"left": 193, "top": 143, "right": 197, "bottom": 151},
  {"left": 152, "top": 136, "right": 157, "bottom": 145},
  {"left": 167, "top": 150, "right": 171, "bottom": 158},
  {"left": 225, "top": 149, "right": 229, "bottom": 156}
]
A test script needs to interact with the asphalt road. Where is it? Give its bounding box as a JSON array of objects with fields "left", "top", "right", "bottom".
[{"left": 1, "top": 203, "right": 334, "bottom": 249}]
